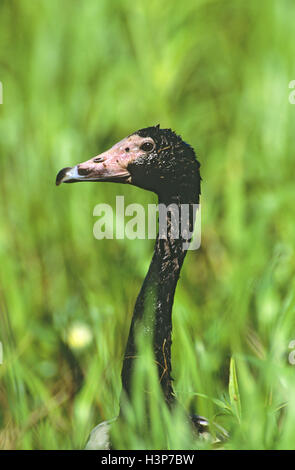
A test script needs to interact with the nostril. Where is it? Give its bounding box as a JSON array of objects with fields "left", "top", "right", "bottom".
[
  {"left": 77, "top": 166, "right": 91, "bottom": 176},
  {"left": 93, "top": 156, "right": 104, "bottom": 163}
]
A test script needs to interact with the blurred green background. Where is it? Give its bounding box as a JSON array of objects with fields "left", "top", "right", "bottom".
[{"left": 1, "top": 0, "right": 295, "bottom": 450}]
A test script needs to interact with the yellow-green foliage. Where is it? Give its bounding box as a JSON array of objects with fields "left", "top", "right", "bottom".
[{"left": 0, "top": 0, "right": 295, "bottom": 449}]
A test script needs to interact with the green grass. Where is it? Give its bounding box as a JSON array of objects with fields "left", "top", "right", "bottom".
[{"left": 1, "top": 0, "right": 295, "bottom": 449}]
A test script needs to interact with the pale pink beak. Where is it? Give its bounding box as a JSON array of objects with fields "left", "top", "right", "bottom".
[{"left": 56, "top": 142, "right": 132, "bottom": 186}]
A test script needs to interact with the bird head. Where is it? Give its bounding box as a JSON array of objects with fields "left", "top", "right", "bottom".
[{"left": 56, "top": 125, "right": 201, "bottom": 200}]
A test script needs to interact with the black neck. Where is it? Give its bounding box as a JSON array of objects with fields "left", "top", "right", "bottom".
[{"left": 120, "top": 190, "right": 198, "bottom": 406}]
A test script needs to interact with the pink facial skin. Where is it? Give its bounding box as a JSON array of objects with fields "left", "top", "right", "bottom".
[{"left": 56, "top": 134, "right": 155, "bottom": 186}]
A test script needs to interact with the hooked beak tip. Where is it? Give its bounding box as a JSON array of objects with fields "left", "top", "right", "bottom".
[{"left": 56, "top": 166, "right": 78, "bottom": 186}]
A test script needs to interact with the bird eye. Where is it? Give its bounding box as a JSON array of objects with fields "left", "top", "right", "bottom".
[{"left": 140, "top": 141, "right": 155, "bottom": 152}]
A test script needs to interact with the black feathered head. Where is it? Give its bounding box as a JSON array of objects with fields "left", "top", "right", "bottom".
[{"left": 56, "top": 125, "right": 201, "bottom": 201}]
